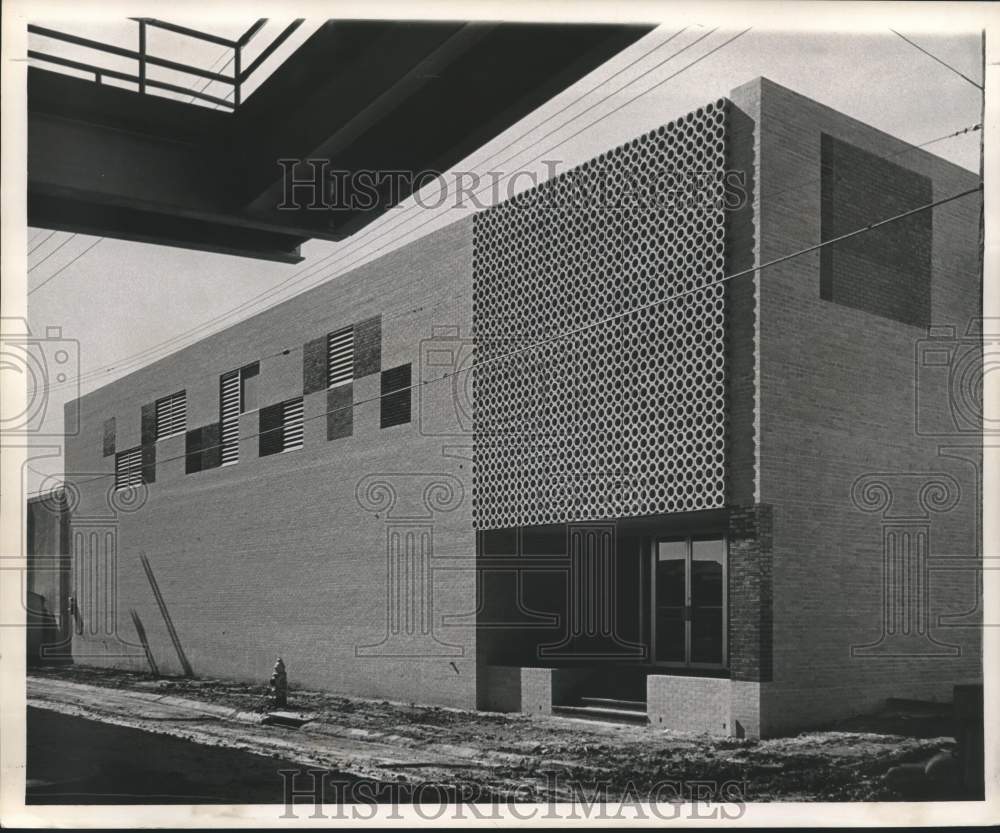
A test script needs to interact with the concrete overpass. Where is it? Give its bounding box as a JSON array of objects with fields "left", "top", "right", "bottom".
[{"left": 28, "top": 19, "right": 652, "bottom": 263}]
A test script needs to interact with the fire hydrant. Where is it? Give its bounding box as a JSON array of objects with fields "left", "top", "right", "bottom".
[{"left": 270, "top": 657, "right": 288, "bottom": 708}]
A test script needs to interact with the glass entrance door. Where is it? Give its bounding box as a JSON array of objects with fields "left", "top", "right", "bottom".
[
  {"left": 654, "top": 541, "right": 687, "bottom": 663},
  {"left": 652, "top": 537, "right": 726, "bottom": 668}
]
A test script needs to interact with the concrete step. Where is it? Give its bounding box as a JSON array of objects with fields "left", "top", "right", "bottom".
[
  {"left": 552, "top": 704, "right": 649, "bottom": 724},
  {"left": 579, "top": 696, "right": 647, "bottom": 711}
]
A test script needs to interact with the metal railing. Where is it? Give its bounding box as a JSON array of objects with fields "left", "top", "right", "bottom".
[{"left": 27, "top": 17, "right": 305, "bottom": 110}]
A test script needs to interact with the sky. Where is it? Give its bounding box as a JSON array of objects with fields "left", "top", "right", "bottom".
[{"left": 20, "top": 20, "right": 984, "bottom": 494}]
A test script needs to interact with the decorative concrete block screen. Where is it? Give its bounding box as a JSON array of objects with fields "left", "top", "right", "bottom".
[{"left": 472, "top": 99, "right": 730, "bottom": 529}]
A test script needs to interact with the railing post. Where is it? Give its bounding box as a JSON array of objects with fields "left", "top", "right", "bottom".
[
  {"left": 138, "top": 19, "right": 147, "bottom": 94},
  {"left": 233, "top": 44, "right": 241, "bottom": 109}
]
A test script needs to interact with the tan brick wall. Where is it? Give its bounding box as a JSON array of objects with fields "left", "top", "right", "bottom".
[
  {"left": 648, "top": 674, "right": 731, "bottom": 734},
  {"left": 60, "top": 77, "right": 983, "bottom": 728},
  {"left": 731, "top": 77, "right": 982, "bottom": 734},
  {"left": 64, "top": 219, "right": 478, "bottom": 708}
]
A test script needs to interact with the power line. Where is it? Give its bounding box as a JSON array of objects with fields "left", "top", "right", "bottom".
[
  {"left": 26, "top": 42, "right": 242, "bottom": 295},
  {"left": 29, "top": 91, "right": 982, "bottom": 400},
  {"left": 29, "top": 109, "right": 980, "bottom": 401},
  {"left": 188, "top": 48, "right": 233, "bottom": 104},
  {"left": 26, "top": 230, "right": 56, "bottom": 257},
  {"left": 127, "top": 29, "right": 740, "bottom": 371},
  {"left": 890, "top": 29, "right": 983, "bottom": 91},
  {"left": 47, "top": 182, "right": 981, "bottom": 491},
  {"left": 766, "top": 122, "right": 981, "bottom": 204},
  {"left": 27, "top": 233, "right": 75, "bottom": 272},
  {"left": 29, "top": 239, "right": 103, "bottom": 296},
  {"left": 482, "top": 27, "right": 715, "bottom": 185},
  {"left": 245, "top": 28, "right": 754, "bottom": 305},
  {"left": 30, "top": 26, "right": 726, "bottom": 393}
]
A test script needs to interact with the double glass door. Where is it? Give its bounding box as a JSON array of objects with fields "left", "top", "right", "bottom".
[{"left": 652, "top": 537, "right": 726, "bottom": 668}]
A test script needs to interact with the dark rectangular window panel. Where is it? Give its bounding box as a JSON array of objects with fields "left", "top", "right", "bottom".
[
  {"left": 186, "top": 427, "right": 205, "bottom": 474},
  {"left": 354, "top": 315, "right": 381, "bottom": 378},
  {"left": 327, "top": 383, "right": 353, "bottom": 440},
  {"left": 380, "top": 363, "right": 411, "bottom": 429},
  {"left": 185, "top": 423, "right": 222, "bottom": 474},
  {"left": 141, "top": 443, "right": 157, "bottom": 484},
  {"left": 820, "top": 133, "right": 932, "bottom": 327},
  {"left": 241, "top": 362, "right": 259, "bottom": 412},
  {"left": 258, "top": 402, "right": 285, "bottom": 457},
  {"left": 102, "top": 417, "right": 116, "bottom": 457},
  {"left": 200, "top": 423, "right": 222, "bottom": 470},
  {"left": 140, "top": 402, "right": 157, "bottom": 445},
  {"left": 302, "top": 336, "right": 327, "bottom": 395}
]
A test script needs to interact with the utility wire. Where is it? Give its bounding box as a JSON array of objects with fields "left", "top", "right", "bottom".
[
  {"left": 27, "top": 233, "right": 75, "bottom": 272},
  {"left": 29, "top": 112, "right": 980, "bottom": 400},
  {"left": 30, "top": 26, "right": 727, "bottom": 393},
  {"left": 29, "top": 239, "right": 104, "bottom": 296},
  {"left": 49, "top": 182, "right": 982, "bottom": 491},
  {"left": 30, "top": 26, "right": 979, "bottom": 400},
  {"left": 188, "top": 48, "right": 234, "bottom": 104},
  {"left": 63, "top": 28, "right": 742, "bottom": 389},
  {"left": 26, "top": 230, "right": 56, "bottom": 257},
  {"left": 766, "top": 122, "right": 981, "bottom": 204},
  {"left": 286, "top": 28, "right": 752, "bottom": 299},
  {"left": 185, "top": 28, "right": 723, "bottom": 305},
  {"left": 890, "top": 29, "right": 984, "bottom": 91},
  {"left": 27, "top": 43, "right": 240, "bottom": 294}
]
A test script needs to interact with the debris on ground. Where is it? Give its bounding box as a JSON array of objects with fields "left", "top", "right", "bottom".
[{"left": 28, "top": 666, "right": 966, "bottom": 802}]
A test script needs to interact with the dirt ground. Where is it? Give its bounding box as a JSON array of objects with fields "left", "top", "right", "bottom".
[{"left": 28, "top": 665, "right": 965, "bottom": 803}]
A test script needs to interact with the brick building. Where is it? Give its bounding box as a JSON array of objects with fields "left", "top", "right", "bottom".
[{"left": 61, "top": 77, "right": 982, "bottom": 737}]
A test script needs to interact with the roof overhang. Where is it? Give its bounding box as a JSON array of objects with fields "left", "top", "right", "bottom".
[{"left": 28, "top": 20, "right": 654, "bottom": 263}]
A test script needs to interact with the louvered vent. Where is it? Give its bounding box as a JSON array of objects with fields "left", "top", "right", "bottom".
[
  {"left": 220, "top": 370, "right": 241, "bottom": 465},
  {"left": 154, "top": 391, "right": 186, "bottom": 440},
  {"left": 115, "top": 447, "right": 143, "bottom": 490},
  {"left": 328, "top": 326, "right": 354, "bottom": 388},
  {"left": 282, "top": 397, "right": 304, "bottom": 451}
]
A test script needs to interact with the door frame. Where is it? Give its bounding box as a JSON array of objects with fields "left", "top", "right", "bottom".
[{"left": 647, "top": 534, "right": 728, "bottom": 671}]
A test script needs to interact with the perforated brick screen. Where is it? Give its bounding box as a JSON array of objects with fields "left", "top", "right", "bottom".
[{"left": 472, "top": 99, "right": 731, "bottom": 529}]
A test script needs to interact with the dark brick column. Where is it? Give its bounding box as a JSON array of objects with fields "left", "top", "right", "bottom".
[{"left": 728, "top": 504, "right": 773, "bottom": 682}]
